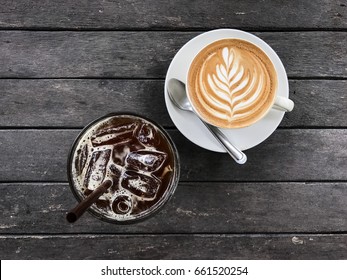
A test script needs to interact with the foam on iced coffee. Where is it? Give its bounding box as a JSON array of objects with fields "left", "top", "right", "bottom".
[{"left": 71, "top": 115, "right": 176, "bottom": 221}]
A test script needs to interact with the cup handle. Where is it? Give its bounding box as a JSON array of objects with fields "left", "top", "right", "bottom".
[{"left": 272, "top": 96, "right": 294, "bottom": 112}]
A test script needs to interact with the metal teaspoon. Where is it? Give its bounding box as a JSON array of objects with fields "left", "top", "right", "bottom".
[{"left": 167, "top": 78, "right": 247, "bottom": 164}]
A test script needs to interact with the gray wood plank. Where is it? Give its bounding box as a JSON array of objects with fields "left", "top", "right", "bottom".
[
  {"left": 0, "top": 234, "right": 346, "bottom": 259},
  {"left": 0, "top": 32, "right": 346, "bottom": 78},
  {"left": 281, "top": 80, "right": 347, "bottom": 127},
  {"left": 0, "top": 182, "right": 346, "bottom": 234},
  {"left": 0, "top": 129, "right": 346, "bottom": 182},
  {"left": 0, "top": 0, "right": 346, "bottom": 30},
  {"left": 0, "top": 79, "right": 169, "bottom": 127},
  {"left": 0, "top": 79, "right": 346, "bottom": 128}
]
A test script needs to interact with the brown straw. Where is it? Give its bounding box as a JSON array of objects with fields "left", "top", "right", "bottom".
[{"left": 66, "top": 179, "right": 112, "bottom": 223}]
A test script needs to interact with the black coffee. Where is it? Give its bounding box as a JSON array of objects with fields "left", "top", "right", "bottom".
[{"left": 70, "top": 114, "right": 177, "bottom": 222}]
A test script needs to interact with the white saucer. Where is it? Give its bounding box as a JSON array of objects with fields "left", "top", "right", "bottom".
[{"left": 164, "top": 29, "right": 288, "bottom": 152}]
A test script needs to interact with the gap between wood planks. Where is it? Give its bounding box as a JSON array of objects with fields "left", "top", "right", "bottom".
[
  {"left": 0, "top": 77, "right": 346, "bottom": 80},
  {"left": 0, "top": 28, "right": 347, "bottom": 32},
  {"left": 0, "top": 232, "right": 347, "bottom": 237}
]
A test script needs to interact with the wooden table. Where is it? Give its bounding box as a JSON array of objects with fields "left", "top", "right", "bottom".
[{"left": 0, "top": 0, "right": 346, "bottom": 260}]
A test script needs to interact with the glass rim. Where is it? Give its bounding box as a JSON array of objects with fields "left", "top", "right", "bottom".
[{"left": 67, "top": 112, "right": 180, "bottom": 224}]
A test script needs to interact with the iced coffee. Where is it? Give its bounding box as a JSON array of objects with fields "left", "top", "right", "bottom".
[{"left": 68, "top": 114, "right": 179, "bottom": 223}]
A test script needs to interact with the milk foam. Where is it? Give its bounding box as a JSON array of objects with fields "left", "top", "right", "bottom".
[{"left": 188, "top": 39, "right": 277, "bottom": 128}]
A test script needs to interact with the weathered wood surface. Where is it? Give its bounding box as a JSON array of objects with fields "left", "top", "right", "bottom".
[
  {"left": 0, "top": 79, "right": 169, "bottom": 127},
  {"left": 0, "top": 0, "right": 346, "bottom": 30},
  {"left": 0, "top": 79, "right": 346, "bottom": 128},
  {"left": 1, "top": 32, "right": 346, "bottom": 78},
  {"left": 0, "top": 129, "right": 346, "bottom": 182},
  {"left": 1, "top": 234, "right": 346, "bottom": 259},
  {"left": 0, "top": 0, "right": 346, "bottom": 261},
  {"left": 0, "top": 182, "right": 346, "bottom": 234}
]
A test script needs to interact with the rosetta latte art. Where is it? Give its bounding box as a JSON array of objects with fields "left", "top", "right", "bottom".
[{"left": 188, "top": 39, "right": 277, "bottom": 128}]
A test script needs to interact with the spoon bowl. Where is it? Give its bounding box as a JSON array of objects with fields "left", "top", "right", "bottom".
[{"left": 168, "top": 79, "right": 193, "bottom": 111}]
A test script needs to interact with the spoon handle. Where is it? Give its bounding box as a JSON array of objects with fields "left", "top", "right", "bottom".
[{"left": 201, "top": 120, "right": 247, "bottom": 164}]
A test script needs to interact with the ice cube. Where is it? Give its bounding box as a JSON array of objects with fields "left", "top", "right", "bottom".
[
  {"left": 84, "top": 149, "right": 111, "bottom": 189},
  {"left": 125, "top": 150, "right": 167, "bottom": 172},
  {"left": 108, "top": 163, "right": 122, "bottom": 192},
  {"left": 109, "top": 163, "right": 121, "bottom": 178},
  {"left": 121, "top": 171, "right": 161, "bottom": 200},
  {"left": 74, "top": 143, "right": 88, "bottom": 176},
  {"left": 91, "top": 123, "right": 137, "bottom": 146},
  {"left": 135, "top": 123, "right": 160, "bottom": 147}
]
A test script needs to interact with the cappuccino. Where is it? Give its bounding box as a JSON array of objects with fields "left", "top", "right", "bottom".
[{"left": 188, "top": 39, "right": 278, "bottom": 128}]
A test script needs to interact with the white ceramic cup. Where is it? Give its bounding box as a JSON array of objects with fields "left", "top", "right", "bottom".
[{"left": 185, "top": 30, "right": 294, "bottom": 129}]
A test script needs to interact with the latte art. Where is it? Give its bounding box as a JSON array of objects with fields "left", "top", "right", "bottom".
[
  {"left": 202, "top": 47, "right": 267, "bottom": 120},
  {"left": 188, "top": 39, "right": 277, "bottom": 128}
]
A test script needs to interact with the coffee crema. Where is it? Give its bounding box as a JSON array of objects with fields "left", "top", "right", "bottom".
[{"left": 188, "top": 39, "right": 278, "bottom": 128}]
